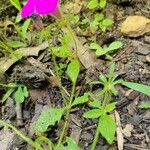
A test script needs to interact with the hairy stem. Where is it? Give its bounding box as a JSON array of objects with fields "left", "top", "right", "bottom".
[
  {"left": 91, "top": 119, "right": 101, "bottom": 150},
  {"left": 43, "top": 29, "right": 67, "bottom": 106},
  {"left": 56, "top": 83, "right": 76, "bottom": 148}
]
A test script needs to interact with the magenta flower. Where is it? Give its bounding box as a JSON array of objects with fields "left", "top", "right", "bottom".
[{"left": 21, "top": 0, "right": 59, "bottom": 18}]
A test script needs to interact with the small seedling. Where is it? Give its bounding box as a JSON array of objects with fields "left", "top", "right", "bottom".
[
  {"left": 90, "top": 41, "right": 123, "bottom": 60},
  {"left": 90, "top": 13, "right": 113, "bottom": 32},
  {"left": 88, "top": 0, "right": 107, "bottom": 9},
  {"left": 0, "top": 83, "right": 28, "bottom": 103},
  {"left": 83, "top": 63, "right": 150, "bottom": 149}
]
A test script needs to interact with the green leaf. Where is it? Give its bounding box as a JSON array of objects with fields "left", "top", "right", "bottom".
[
  {"left": 89, "top": 99, "right": 101, "bottom": 108},
  {"left": 99, "top": 0, "right": 107, "bottom": 8},
  {"left": 23, "top": 86, "right": 28, "bottom": 98},
  {"left": 108, "top": 41, "right": 123, "bottom": 51},
  {"left": 72, "top": 93, "right": 89, "bottom": 107},
  {"left": 94, "top": 13, "right": 104, "bottom": 21},
  {"left": 58, "top": 137, "right": 81, "bottom": 150},
  {"left": 2, "top": 88, "right": 15, "bottom": 103},
  {"left": 99, "top": 73, "right": 107, "bottom": 83},
  {"left": 108, "top": 63, "right": 116, "bottom": 80},
  {"left": 34, "top": 108, "right": 64, "bottom": 132},
  {"left": 139, "top": 102, "right": 150, "bottom": 109},
  {"left": 99, "top": 114, "right": 116, "bottom": 144},
  {"left": 7, "top": 40, "right": 26, "bottom": 48},
  {"left": 22, "top": 19, "right": 31, "bottom": 39},
  {"left": 90, "top": 20, "right": 99, "bottom": 29},
  {"left": 96, "top": 47, "right": 106, "bottom": 56},
  {"left": 88, "top": 0, "right": 98, "bottom": 9},
  {"left": 67, "top": 60, "right": 80, "bottom": 83},
  {"left": 122, "top": 81, "right": 150, "bottom": 96},
  {"left": 104, "top": 102, "right": 116, "bottom": 113},
  {"left": 90, "top": 43, "right": 101, "bottom": 50},
  {"left": 15, "top": 86, "right": 25, "bottom": 103},
  {"left": 101, "top": 19, "right": 113, "bottom": 27},
  {"left": 52, "top": 46, "right": 71, "bottom": 58},
  {"left": 70, "top": 15, "right": 80, "bottom": 25},
  {"left": 83, "top": 109, "right": 102, "bottom": 118},
  {"left": 9, "top": 0, "right": 21, "bottom": 11}
]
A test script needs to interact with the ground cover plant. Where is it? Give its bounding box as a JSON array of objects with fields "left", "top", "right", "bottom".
[{"left": 0, "top": 0, "right": 150, "bottom": 150}]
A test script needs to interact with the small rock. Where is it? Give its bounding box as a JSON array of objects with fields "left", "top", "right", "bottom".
[
  {"left": 135, "top": 45, "right": 150, "bottom": 55},
  {"left": 0, "top": 130, "right": 15, "bottom": 150},
  {"left": 146, "top": 55, "right": 150, "bottom": 63},
  {"left": 121, "top": 16, "right": 150, "bottom": 37},
  {"left": 122, "top": 124, "right": 134, "bottom": 137}
]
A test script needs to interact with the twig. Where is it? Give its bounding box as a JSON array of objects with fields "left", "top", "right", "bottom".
[{"left": 16, "top": 102, "right": 23, "bottom": 126}]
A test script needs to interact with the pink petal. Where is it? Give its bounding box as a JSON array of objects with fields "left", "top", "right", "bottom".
[
  {"left": 21, "top": 0, "right": 35, "bottom": 18},
  {"left": 35, "top": 0, "right": 59, "bottom": 15}
]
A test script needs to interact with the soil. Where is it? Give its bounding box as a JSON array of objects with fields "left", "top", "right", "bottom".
[{"left": 0, "top": 0, "right": 150, "bottom": 150}]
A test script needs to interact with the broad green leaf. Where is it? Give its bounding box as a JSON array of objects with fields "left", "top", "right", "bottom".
[
  {"left": 22, "top": 19, "right": 31, "bottom": 39},
  {"left": 122, "top": 81, "right": 150, "bottom": 96},
  {"left": 99, "top": 0, "right": 107, "bottom": 8},
  {"left": 89, "top": 99, "right": 101, "bottom": 108},
  {"left": 15, "top": 86, "right": 25, "bottom": 103},
  {"left": 58, "top": 137, "right": 81, "bottom": 150},
  {"left": 104, "top": 102, "right": 116, "bottom": 113},
  {"left": 99, "top": 114, "right": 116, "bottom": 144},
  {"left": 72, "top": 93, "right": 89, "bottom": 107},
  {"left": 2, "top": 88, "right": 15, "bottom": 103},
  {"left": 67, "top": 60, "right": 80, "bottom": 83},
  {"left": 108, "top": 41, "right": 123, "bottom": 51},
  {"left": 139, "top": 102, "right": 150, "bottom": 109},
  {"left": 9, "top": 0, "right": 21, "bottom": 11},
  {"left": 34, "top": 108, "right": 64, "bottom": 132},
  {"left": 88, "top": 0, "right": 98, "bottom": 9},
  {"left": 83, "top": 109, "right": 102, "bottom": 118},
  {"left": 7, "top": 40, "right": 26, "bottom": 48},
  {"left": 101, "top": 19, "right": 113, "bottom": 27}
]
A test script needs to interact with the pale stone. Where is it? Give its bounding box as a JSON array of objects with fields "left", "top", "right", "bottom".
[{"left": 121, "top": 16, "right": 150, "bottom": 37}]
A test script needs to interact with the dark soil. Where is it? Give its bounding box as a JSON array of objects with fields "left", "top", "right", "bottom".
[{"left": 0, "top": 0, "right": 150, "bottom": 150}]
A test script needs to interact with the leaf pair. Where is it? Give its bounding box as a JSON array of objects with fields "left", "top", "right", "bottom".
[
  {"left": 90, "top": 41, "right": 123, "bottom": 60},
  {"left": 88, "top": 0, "right": 107, "bottom": 9},
  {"left": 1, "top": 83, "right": 28, "bottom": 103},
  {"left": 83, "top": 101, "right": 116, "bottom": 144}
]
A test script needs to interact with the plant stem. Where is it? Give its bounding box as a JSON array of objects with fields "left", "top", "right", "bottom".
[
  {"left": 43, "top": 29, "right": 67, "bottom": 106},
  {"left": 91, "top": 119, "right": 100, "bottom": 150},
  {"left": 0, "top": 120, "right": 44, "bottom": 150},
  {"left": 56, "top": 82, "right": 76, "bottom": 149}
]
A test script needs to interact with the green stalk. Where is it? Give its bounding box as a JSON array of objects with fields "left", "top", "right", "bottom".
[
  {"left": 43, "top": 29, "right": 67, "bottom": 106},
  {"left": 0, "top": 120, "right": 44, "bottom": 150},
  {"left": 91, "top": 120, "right": 101, "bottom": 150},
  {"left": 56, "top": 82, "right": 76, "bottom": 149}
]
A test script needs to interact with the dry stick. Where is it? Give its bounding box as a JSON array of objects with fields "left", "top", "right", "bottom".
[{"left": 16, "top": 102, "right": 23, "bottom": 126}]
